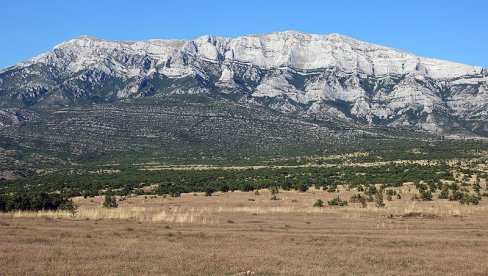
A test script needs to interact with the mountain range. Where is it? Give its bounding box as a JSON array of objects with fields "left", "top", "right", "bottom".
[{"left": 0, "top": 31, "right": 487, "bottom": 172}]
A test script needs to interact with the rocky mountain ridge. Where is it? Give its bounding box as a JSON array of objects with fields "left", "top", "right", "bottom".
[{"left": 0, "top": 31, "right": 487, "bottom": 136}]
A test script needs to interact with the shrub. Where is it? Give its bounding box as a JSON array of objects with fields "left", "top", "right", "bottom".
[
  {"left": 240, "top": 183, "right": 254, "bottom": 192},
  {"left": 327, "top": 185, "right": 337, "bottom": 193},
  {"left": 374, "top": 190, "right": 385, "bottom": 207},
  {"left": 438, "top": 187, "right": 449, "bottom": 199},
  {"left": 269, "top": 186, "right": 279, "bottom": 195},
  {"left": 366, "top": 185, "right": 378, "bottom": 196},
  {"left": 0, "top": 192, "right": 76, "bottom": 212},
  {"left": 460, "top": 194, "right": 480, "bottom": 205},
  {"left": 420, "top": 190, "right": 433, "bottom": 201},
  {"left": 103, "top": 192, "right": 118, "bottom": 208},
  {"left": 313, "top": 199, "right": 324, "bottom": 207},
  {"left": 220, "top": 184, "right": 230, "bottom": 193},
  {"left": 473, "top": 182, "right": 481, "bottom": 194},
  {"left": 350, "top": 194, "right": 367, "bottom": 208},
  {"left": 296, "top": 183, "right": 309, "bottom": 192},
  {"left": 449, "top": 191, "right": 464, "bottom": 201},
  {"left": 328, "top": 196, "right": 348, "bottom": 206},
  {"left": 205, "top": 187, "right": 215, "bottom": 196},
  {"left": 254, "top": 190, "right": 260, "bottom": 195}
]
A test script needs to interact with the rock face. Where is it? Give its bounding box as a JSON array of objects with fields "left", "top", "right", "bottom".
[{"left": 0, "top": 31, "right": 487, "bottom": 136}]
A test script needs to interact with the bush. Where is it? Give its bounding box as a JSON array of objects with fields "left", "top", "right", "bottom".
[
  {"left": 0, "top": 192, "right": 76, "bottom": 212},
  {"left": 473, "top": 182, "right": 481, "bottom": 194},
  {"left": 420, "top": 190, "right": 433, "bottom": 201},
  {"left": 59, "top": 200, "right": 78, "bottom": 214},
  {"left": 327, "top": 185, "right": 337, "bottom": 193},
  {"left": 269, "top": 186, "right": 279, "bottom": 195},
  {"left": 366, "top": 185, "right": 377, "bottom": 196},
  {"left": 449, "top": 191, "right": 464, "bottom": 201},
  {"left": 313, "top": 199, "right": 324, "bottom": 207},
  {"left": 205, "top": 187, "right": 215, "bottom": 196},
  {"left": 296, "top": 183, "right": 309, "bottom": 192},
  {"left": 220, "top": 184, "right": 230, "bottom": 193},
  {"left": 350, "top": 194, "right": 367, "bottom": 208},
  {"left": 460, "top": 194, "right": 480, "bottom": 205},
  {"left": 240, "top": 183, "right": 254, "bottom": 192},
  {"left": 328, "top": 196, "right": 348, "bottom": 206},
  {"left": 438, "top": 187, "right": 449, "bottom": 199},
  {"left": 103, "top": 193, "right": 118, "bottom": 208},
  {"left": 375, "top": 190, "right": 385, "bottom": 207}
]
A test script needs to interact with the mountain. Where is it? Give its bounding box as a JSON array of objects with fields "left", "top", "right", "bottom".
[
  {"left": 1, "top": 31, "right": 487, "bottom": 136},
  {"left": 0, "top": 31, "right": 487, "bottom": 173}
]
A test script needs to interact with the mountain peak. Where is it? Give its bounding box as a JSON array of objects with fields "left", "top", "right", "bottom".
[{"left": 0, "top": 31, "right": 486, "bottom": 137}]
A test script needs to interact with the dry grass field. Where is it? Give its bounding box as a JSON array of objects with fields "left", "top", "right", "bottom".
[{"left": 1, "top": 186, "right": 488, "bottom": 275}]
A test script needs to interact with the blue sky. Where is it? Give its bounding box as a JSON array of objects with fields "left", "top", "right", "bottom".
[{"left": 1, "top": 0, "right": 487, "bottom": 69}]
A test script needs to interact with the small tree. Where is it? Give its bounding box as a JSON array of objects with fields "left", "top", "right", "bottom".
[
  {"left": 420, "top": 190, "right": 433, "bottom": 201},
  {"left": 59, "top": 199, "right": 78, "bottom": 214},
  {"left": 269, "top": 186, "right": 279, "bottom": 195},
  {"left": 438, "top": 187, "right": 449, "bottom": 199},
  {"left": 328, "top": 196, "right": 348, "bottom": 206},
  {"left": 205, "top": 187, "right": 215, "bottom": 196},
  {"left": 375, "top": 189, "right": 385, "bottom": 208},
  {"left": 103, "top": 192, "right": 118, "bottom": 208},
  {"left": 313, "top": 199, "right": 324, "bottom": 207},
  {"left": 473, "top": 182, "right": 481, "bottom": 195}
]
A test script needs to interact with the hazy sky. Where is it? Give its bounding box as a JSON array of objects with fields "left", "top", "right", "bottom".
[{"left": 1, "top": 0, "right": 487, "bottom": 69}]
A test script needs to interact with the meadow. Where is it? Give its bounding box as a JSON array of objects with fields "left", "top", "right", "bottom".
[{"left": 1, "top": 184, "right": 488, "bottom": 275}]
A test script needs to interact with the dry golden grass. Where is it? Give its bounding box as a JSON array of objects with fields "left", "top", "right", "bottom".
[{"left": 1, "top": 187, "right": 488, "bottom": 275}]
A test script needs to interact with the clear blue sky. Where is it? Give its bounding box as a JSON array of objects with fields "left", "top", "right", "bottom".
[{"left": 1, "top": 0, "right": 487, "bottom": 69}]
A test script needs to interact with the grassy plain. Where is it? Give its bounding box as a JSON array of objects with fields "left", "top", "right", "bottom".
[{"left": 1, "top": 185, "right": 488, "bottom": 275}]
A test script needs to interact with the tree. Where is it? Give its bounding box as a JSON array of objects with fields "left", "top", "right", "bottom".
[
  {"left": 375, "top": 189, "right": 385, "bottom": 208},
  {"left": 313, "top": 199, "right": 324, "bottom": 207},
  {"left": 103, "top": 192, "right": 118, "bottom": 208},
  {"left": 59, "top": 199, "right": 78, "bottom": 214},
  {"left": 420, "top": 190, "right": 433, "bottom": 201},
  {"left": 205, "top": 187, "right": 215, "bottom": 196},
  {"left": 438, "top": 187, "right": 449, "bottom": 199},
  {"left": 473, "top": 182, "right": 481, "bottom": 195}
]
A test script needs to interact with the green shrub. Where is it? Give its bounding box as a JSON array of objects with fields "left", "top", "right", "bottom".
[
  {"left": 449, "top": 191, "right": 464, "bottom": 201},
  {"left": 473, "top": 182, "right": 481, "bottom": 194},
  {"left": 375, "top": 189, "right": 385, "bottom": 207},
  {"left": 438, "top": 187, "right": 449, "bottom": 199},
  {"left": 420, "top": 190, "right": 433, "bottom": 201},
  {"left": 269, "top": 186, "right": 279, "bottom": 195},
  {"left": 205, "top": 187, "right": 215, "bottom": 196},
  {"left": 296, "top": 183, "right": 309, "bottom": 192},
  {"left": 328, "top": 196, "right": 348, "bottom": 206},
  {"left": 350, "top": 194, "right": 367, "bottom": 207},
  {"left": 103, "top": 192, "right": 118, "bottom": 208},
  {"left": 460, "top": 194, "right": 480, "bottom": 205},
  {"left": 313, "top": 199, "right": 324, "bottom": 207}
]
